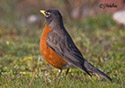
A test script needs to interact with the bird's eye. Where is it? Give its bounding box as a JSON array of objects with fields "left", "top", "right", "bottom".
[{"left": 45, "top": 12, "right": 50, "bottom": 17}]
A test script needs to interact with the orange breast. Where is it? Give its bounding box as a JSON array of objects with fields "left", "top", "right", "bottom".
[{"left": 40, "top": 25, "right": 67, "bottom": 69}]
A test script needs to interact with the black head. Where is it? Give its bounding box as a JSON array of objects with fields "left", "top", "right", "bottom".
[{"left": 40, "top": 9, "right": 64, "bottom": 28}]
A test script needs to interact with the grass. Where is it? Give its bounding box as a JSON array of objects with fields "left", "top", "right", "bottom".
[{"left": 0, "top": 14, "right": 125, "bottom": 88}]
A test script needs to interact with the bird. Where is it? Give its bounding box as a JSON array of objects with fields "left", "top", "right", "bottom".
[{"left": 39, "top": 9, "right": 112, "bottom": 81}]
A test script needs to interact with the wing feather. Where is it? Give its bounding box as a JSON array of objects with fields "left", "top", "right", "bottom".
[{"left": 47, "top": 30, "right": 91, "bottom": 76}]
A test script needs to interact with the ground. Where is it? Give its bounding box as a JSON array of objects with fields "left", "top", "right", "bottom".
[{"left": 0, "top": 14, "right": 125, "bottom": 88}]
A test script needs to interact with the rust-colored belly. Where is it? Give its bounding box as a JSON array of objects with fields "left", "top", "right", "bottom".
[{"left": 40, "top": 25, "right": 67, "bottom": 69}]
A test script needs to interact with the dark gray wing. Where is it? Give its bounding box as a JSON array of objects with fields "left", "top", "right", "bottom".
[
  {"left": 47, "top": 29, "right": 112, "bottom": 81},
  {"left": 47, "top": 30, "right": 112, "bottom": 81},
  {"left": 47, "top": 29, "right": 92, "bottom": 76}
]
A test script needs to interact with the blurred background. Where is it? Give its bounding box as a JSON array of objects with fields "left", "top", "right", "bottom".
[
  {"left": 0, "top": 0, "right": 125, "bottom": 87},
  {"left": 0, "top": 0, "right": 125, "bottom": 27}
]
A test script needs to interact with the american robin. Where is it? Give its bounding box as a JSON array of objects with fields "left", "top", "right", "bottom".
[{"left": 40, "top": 9, "right": 112, "bottom": 81}]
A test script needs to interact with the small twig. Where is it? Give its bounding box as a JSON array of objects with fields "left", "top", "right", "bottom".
[{"left": 28, "top": 56, "right": 41, "bottom": 87}]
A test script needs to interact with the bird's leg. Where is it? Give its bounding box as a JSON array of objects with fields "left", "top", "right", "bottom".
[
  {"left": 65, "top": 68, "right": 70, "bottom": 76},
  {"left": 54, "top": 69, "right": 62, "bottom": 80},
  {"left": 64, "top": 68, "right": 70, "bottom": 79}
]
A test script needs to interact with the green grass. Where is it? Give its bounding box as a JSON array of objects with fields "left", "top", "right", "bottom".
[{"left": 0, "top": 14, "right": 125, "bottom": 88}]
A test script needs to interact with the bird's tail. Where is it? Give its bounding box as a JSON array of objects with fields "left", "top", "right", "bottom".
[{"left": 84, "top": 61, "right": 112, "bottom": 81}]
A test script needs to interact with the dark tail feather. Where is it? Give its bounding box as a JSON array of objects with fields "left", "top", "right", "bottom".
[{"left": 84, "top": 61, "right": 112, "bottom": 81}]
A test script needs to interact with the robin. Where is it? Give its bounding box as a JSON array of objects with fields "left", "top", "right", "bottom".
[{"left": 40, "top": 9, "right": 112, "bottom": 81}]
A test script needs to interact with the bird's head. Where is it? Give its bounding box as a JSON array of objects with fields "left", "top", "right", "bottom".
[{"left": 40, "top": 9, "right": 64, "bottom": 28}]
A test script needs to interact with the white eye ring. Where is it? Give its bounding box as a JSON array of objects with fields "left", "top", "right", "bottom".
[{"left": 45, "top": 12, "right": 50, "bottom": 17}]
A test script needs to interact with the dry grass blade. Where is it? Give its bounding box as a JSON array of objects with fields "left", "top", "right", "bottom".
[{"left": 27, "top": 56, "right": 41, "bottom": 87}]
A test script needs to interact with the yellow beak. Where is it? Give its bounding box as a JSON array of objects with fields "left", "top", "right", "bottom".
[{"left": 40, "top": 10, "right": 46, "bottom": 16}]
